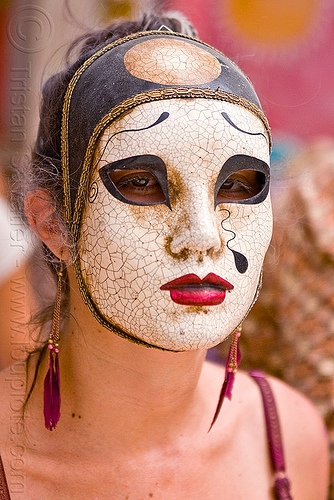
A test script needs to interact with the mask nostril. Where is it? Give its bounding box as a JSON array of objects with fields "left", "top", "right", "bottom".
[{"left": 164, "top": 235, "right": 190, "bottom": 261}]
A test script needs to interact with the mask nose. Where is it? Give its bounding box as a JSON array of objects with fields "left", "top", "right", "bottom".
[{"left": 168, "top": 188, "right": 223, "bottom": 258}]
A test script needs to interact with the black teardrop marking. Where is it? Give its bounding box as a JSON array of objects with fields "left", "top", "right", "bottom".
[
  {"left": 220, "top": 208, "right": 249, "bottom": 274},
  {"left": 232, "top": 250, "right": 248, "bottom": 274}
]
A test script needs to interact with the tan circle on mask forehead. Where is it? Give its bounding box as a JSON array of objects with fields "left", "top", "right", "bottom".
[{"left": 124, "top": 38, "right": 221, "bottom": 85}]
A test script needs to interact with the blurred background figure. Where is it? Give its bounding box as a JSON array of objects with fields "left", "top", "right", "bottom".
[{"left": 228, "top": 139, "right": 334, "bottom": 498}]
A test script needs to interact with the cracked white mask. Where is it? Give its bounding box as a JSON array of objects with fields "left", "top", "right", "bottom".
[{"left": 77, "top": 98, "right": 272, "bottom": 351}]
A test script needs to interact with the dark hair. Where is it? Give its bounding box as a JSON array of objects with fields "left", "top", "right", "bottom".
[
  {"left": 21, "top": 11, "right": 197, "bottom": 407},
  {"left": 16, "top": 11, "right": 196, "bottom": 232}
]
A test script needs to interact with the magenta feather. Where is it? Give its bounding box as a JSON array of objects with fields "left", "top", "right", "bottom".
[{"left": 44, "top": 349, "right": 61, "bottom": 431}]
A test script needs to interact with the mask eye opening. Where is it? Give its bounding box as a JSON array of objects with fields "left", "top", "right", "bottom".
[
  {"left": 214, "top": 154, "right": 270, "bottom": 207},
  {"left": 99, "top": 154, "right": 171, "bottom": 208}
]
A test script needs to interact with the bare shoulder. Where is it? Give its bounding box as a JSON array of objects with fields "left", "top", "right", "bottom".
[
  {"left": 202, "top": 363, "right": 329, "bottom": 499},
  {"left": 266, "top": 375, "right": 328, "bottom": 447},
  {"left": 262, "top": 375, "right": 329, "bottom": 500}
]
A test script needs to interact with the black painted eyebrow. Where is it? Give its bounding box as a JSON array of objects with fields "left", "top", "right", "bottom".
[
  {"left": 221, "top": 112, "right": 267, "bottom": 142},
  {"left": 109, "top": 111, "right": 170, "bottom": 140},
  {"left": 97, "top": 112, "right": 170, "bottom": 165}
]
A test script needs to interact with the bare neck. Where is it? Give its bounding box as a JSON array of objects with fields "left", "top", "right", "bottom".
[{"left": 50, "top": 269, "right": 210, "bottom": 447}]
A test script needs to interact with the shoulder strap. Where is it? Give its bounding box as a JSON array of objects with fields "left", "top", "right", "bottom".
[
  {"left": 249, "top": 370, "right": 293, "bottom": 500},
  {"left": 0, "top": 455, "right": 11, "bottom": 500}
]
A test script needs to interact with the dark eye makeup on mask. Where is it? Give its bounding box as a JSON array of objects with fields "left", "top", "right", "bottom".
[
  {"left": 214, "top": 154, "right": 269, "bottom": 206},
  {"left": 99, "top": 154, "right": 269, "bottom": 207},
  {"left": 99, "top": 154, "right": 171, "bottom": 208}
]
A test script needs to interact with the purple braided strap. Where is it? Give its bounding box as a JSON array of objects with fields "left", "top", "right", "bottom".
[
  {"left": 0, "top": 456, "right": 10, "bottom": 500},
  {"left": 249, "top": 371, "right": 293, "bottom": 500}
]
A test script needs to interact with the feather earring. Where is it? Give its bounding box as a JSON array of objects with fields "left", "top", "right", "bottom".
[
  {"left": 43, "top": 260, "right": 63, "bottom": 431},
  {"left": 209, "top": 325, "right": 242, "bottom": 431}
]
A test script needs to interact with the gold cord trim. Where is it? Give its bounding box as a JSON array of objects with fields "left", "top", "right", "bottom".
[
  {"left": 69, "top": 88, "right": 270, "bottom": 238},
  {"left": 60, "top": 31, "right": 271, "bottom": 349},
  {"left": 61, "top": 30, "right": 271, "bottom": 229}
]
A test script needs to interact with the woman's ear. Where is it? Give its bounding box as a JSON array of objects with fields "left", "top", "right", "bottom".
[{"left": 24, "top": 189, "right": 69, "bottom": 261}]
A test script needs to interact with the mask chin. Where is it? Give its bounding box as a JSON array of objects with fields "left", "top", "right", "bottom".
[{"left": 75, "top": 258, "right": 265, "bottom": 352}]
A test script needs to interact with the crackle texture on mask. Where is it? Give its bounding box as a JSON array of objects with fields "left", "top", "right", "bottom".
[
  {"left": 77, "top": 99, "right": 272, "bottom": 351},
  {"left": 61, "top": 31, "right": 271, "bottom": 229},
  {"left": 124, "top": 38, "right": 222, "bottom": 85}
]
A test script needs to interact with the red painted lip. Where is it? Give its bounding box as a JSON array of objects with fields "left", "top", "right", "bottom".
[{"left": 160, "top": 273, "right": 234, "bottom": 306}]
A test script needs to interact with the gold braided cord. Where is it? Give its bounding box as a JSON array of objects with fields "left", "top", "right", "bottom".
[
  {"left": 61, "top": 29, "right": 271, "bottom": 229},
  {"left": 61, "top": 31, "right": 164, "bottom": 226},
  {"left": 228, "top": 325, "right": 241, "bottom": 371},
  {"left": 72, "top": 258, "right": 176, "bottom": 351},
  {"left": 68, "top": 87, "right": 270, "bottom": 239},
  {"left": 48, "top": 264, "right": 63, "bottom": 347},
  {"left": 60, "top": 31, "right": 271, "bottom": 350},
  {"left": 63, "top": 88, "right": 270, "bottom": 350}
]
